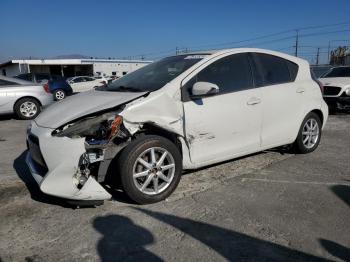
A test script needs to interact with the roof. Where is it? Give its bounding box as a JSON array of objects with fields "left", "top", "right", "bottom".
[{"left": 0, "top": 58, "right": 153, "bottom": 67}]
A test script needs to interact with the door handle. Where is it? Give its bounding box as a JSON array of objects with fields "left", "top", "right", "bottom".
[
  {"left": 247, "top": 97, "right": 261, "bottom": 105},
  {"left": 296, "top": 88, "right": 305, "bottom": 93}
]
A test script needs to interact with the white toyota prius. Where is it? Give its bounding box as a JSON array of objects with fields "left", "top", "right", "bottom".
[{"left": 26, "top": 48, "right": 328, "bottom": 205}]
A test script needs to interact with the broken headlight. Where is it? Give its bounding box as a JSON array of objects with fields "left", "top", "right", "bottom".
[{"left": 52, "top": 112, "right": 123, "bottom": 142}]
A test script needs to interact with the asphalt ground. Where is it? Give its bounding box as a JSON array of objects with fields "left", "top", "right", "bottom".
[{"left": 0, "top": 113, "right": 349, "bottom": 261}]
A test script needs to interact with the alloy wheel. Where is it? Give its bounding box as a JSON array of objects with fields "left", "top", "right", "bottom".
[
  {"left": 302, "top": 118, "right": 319, "bottom": 149},
  {"left": 55, "top": 90, "right": 65, "bottom": 100},
  {"left": 19, "top": 101, "right": 38, "bottom": 118},
  {"left": 132, "top": 147, "right": 175, "bottom": 195}
]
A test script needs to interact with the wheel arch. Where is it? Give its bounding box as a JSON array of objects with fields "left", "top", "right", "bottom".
[
  {"left": 135, "top": 123, "right": 183, "bottom": 156},
  {"left": 310, "top": 109, "right": 324, "bottom": 125},
  {"left": 13, "top": 96, "right": 42, "bottom": 111}
]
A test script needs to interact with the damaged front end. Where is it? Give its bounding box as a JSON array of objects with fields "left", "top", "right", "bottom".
[{"left": 52, "top": 110, "right": 132, "bottom": 192}]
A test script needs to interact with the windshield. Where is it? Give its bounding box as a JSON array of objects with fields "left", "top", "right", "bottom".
[
  {"left": 322, "top": 67, "right": 350, "bottom": 78},
  {"left": 99, "top": 54, "right": 207, "bottom": 92}
]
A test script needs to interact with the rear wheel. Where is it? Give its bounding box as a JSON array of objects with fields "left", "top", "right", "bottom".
[
  {"left": 293, "top": 112, "right": 322, "bottom": 154},
  {"left": 53, "top": 89, "right": 66, "bottom": 100},
  {"left": 14, "top": 98, "right": 41, "bottom": 120},
  {"left": 116, "top": 135, "right": 182, "bottom": 204}
]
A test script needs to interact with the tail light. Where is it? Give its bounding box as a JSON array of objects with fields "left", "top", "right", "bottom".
[
  {"left": 310, "top": 70, "right": 324, "bottom": 94},
  {"left": 316, "top": 80, "right": 324, "bottom": 94},
  {"left": 43, "top": 83, "right": 50, "bottom": 93},
  {"left": 100, "top": 81, "right": 107, "bottom": 85}
]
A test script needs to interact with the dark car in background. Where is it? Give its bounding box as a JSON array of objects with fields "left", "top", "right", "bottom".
[{"left": 15, "top": 73, "right": 73, "bottom": 100}]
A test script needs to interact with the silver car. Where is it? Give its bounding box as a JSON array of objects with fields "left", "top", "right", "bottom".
[{"left": 0, "top": 75, "right": 53, "bottom": 119}]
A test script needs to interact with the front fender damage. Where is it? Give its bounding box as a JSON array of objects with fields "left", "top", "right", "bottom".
[{"left": 67, "top": 92, "right": 191, "bottom": 201}]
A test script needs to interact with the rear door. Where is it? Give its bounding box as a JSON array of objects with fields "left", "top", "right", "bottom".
[
  {"left": 183, "top": 53, "right": 262, "bottom": 165},
  {"left": 251, "top": 53, "right": 302, "bottom": 148}
]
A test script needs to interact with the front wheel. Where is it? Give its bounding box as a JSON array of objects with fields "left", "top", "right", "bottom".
[
  {"left": 116, "top": 135, "right": 182, "bottom": 204},
  {"left": 53, "top": 89, "right": 66, "bottom": 101},
  {"left": 293, "top": 112, "right": 322, "bottom": 154}
]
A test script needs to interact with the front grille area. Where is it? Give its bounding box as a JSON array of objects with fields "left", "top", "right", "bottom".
[
  {"left": 323, "top": 86, "right": 341, "bottom": 96},
  {"left": 27, "top": 133, "right": 48, "bottom": 175}
]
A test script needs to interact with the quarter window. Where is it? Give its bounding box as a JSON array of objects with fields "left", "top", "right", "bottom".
[{"left": 252, "top": 53, "right": 296, "bottom": 86}]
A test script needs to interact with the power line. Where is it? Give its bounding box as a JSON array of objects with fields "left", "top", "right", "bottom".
[
  {"left": 296, "top": 20, "right": 350, "bottom": 31},
  {"left": 124, "top": 21, "right": 350, "bottom": 60}
]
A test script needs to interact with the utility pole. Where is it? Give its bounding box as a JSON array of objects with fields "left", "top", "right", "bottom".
[
  {"left": 316, "top": 47, "right": 320, "bottom": 65},
  {"left": 327, "top": 41, "right": 331, "bottom": 64},
  {"left": 294, "top": 29, "right": 299, "bottom": 57}
]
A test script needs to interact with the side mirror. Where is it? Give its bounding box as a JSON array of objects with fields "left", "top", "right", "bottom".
[{"left": 191, "top": 81, "right": 219, "bottom": 98}]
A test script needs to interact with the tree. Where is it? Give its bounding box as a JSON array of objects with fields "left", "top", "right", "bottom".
[{"left": 330, "top": 46, "right": 349, "bottom": 65}]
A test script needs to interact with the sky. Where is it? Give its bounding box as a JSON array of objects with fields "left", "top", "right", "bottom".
[{"left": 1, "top": 0, "right": 350, "bottom": 64}]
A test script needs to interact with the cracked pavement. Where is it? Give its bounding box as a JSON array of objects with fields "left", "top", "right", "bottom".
[{"left": 0, "top": 114, "right": 349, "bottom": 261}]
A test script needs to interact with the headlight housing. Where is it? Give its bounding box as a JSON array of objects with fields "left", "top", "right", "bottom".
[
  {"left": 345, "top": 88, "right": 350, "bottom": 96},
  {"left": 52, "top": 112, "right": 123, "bottom": 141}
]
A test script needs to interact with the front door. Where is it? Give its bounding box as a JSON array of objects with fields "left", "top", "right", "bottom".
[{"left": 183, "top": 53, "right": 262, "bottom": 165}]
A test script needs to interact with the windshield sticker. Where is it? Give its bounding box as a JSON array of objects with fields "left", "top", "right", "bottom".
[{"left": 184, "top": 55, "right": 209, "bottom": 60}]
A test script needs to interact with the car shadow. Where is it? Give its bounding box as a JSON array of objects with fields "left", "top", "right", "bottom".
[
  {"left": 319, "top": 239, "right": 350, "bottom": 261},
  {"left": 13, "top": 150, "right": 72, "bottom": 208},
  {"left": 93, "top": 208, "right": 330, "bottom": 261},
  {"left": 317, "top": 185, "right": 350, "bottom": 260},
  {"left": 330, "top": 184, "right": 350, "bottom": 206},
  {"left": 0, "top": 114, "right": 16, "bottom": 121},
  {"left": 93, "top": 214, "right": 162, "bottom": 262}
]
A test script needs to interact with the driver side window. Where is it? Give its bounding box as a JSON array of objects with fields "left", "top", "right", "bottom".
[{"left": 182, "top": 53, "right": 254, "bottom": 101}]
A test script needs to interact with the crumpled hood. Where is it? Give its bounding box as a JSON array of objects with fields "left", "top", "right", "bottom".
[
  {"left": 319, "top": 77, "right": 350, "bottom": 88},
  {"left": 35, "top": 90, "right": 147, "bottom": 128}
]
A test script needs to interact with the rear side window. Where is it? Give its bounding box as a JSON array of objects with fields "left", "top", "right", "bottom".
[
  {"left": 35, "top": 74, "right": 50, "bottom": 81},
  {"left": 51, "top": 75, "right": 62, "bottom": 81},
  {"left": 73, "top": 77, "right": 84, "bottom": 83},
  {"left": 252, "top": 53, "right": 298, "bottom": 86},
  {"left": 16, "top": 74, "right": 32, "bottom": 81}
]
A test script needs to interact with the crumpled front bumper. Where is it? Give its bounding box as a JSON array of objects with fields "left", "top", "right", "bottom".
[{"left": 26, "top": 121, "right": 111, "bottom": 201}]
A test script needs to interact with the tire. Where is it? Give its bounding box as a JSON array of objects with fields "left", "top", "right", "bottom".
[
  {"left": 116, "top": 135, "right": 182, "bottom": 204},
  {"left": 293, "top": 112, "right": 322, "bottom": 154},
  {"left": 53, "top": 89, "right": 66, "bottom": 101},
  {"left": 14, "top": 98, "right": 41, "bottom": 120}
]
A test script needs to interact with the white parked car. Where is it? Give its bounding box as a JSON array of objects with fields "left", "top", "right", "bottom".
[
  {"left": 0, "top": 76, "right": 53, "bottom": 119},
  {"left": 67, "top": 76, "right": 106, "bottom": 93},
  {"left": 94, "top": 76, "right": 109, "bottom": 85},
  {"left": 26, "top": 48, "right": 328, "bottom": 205},
  {"left": 319, "top": 66, "right": 350, "bottom": 111}
]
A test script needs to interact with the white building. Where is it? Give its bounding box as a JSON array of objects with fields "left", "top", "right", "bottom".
[{"left": 0, "top": 58, "right": 152, "bottom": 78}]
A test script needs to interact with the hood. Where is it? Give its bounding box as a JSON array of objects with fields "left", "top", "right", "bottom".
[
  {"left": 319, "top": 77, "right": 350, "bottom": 88},
  {"left": 35, "top": 90, "right": 147, "bottom": 128}
]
